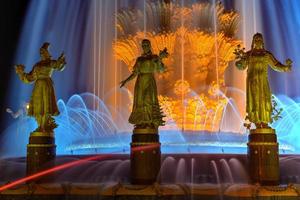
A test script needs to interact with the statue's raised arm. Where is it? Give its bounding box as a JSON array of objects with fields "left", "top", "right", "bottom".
[
  {"left": 234, "top": 44, "right": 248, "bottom": 70},
  {"left": 15, "top": 64, "right": 36, "bottom": 84},
  {"left": 52, "top": 52, "right": 66, "bottom": 71},
  {"left": 266, "top": 51, "right": 292, "bottom": 72}
]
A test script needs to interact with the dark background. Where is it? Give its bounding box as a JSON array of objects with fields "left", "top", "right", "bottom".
[{"left": 0, "top": 1, "right": 29, "bottom": 130}]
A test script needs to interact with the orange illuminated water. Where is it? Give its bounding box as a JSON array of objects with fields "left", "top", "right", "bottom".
[{"left": 113, "top": 2, "right": 242, "bottom": 132}]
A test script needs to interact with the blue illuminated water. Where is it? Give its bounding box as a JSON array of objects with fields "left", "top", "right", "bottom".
[{"left": 1, "top": 92, "right": 298, "bottom": 158}]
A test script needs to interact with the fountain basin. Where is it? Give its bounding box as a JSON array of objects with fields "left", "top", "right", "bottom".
[{"left": 1, "top": 182, "right": 300, "bottom": 200}]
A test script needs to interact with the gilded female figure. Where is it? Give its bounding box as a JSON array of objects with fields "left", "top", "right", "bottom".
[
  {"left": 120, "top": 39, "right": 168, "bottom": 129},
  {"left": 235, "top": 33, "right": 292, "bottom": 128},
  {"left": 15, "top": 42, "right": 66, "bottom": 132}
]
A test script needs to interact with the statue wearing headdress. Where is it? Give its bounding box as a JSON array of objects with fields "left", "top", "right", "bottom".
[
  {"left": 235, "top": 33, "right": 292, "bottom": 128},
  {"left": 15, "top": 42, "right": 66, "bottom": 132},
  {"left": 120, "top": 39, "right": 168, "bottom": 129}
]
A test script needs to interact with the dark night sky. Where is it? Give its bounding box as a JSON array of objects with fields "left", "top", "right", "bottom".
[{"left": 0, "top": 1, "right": 29, "bottom": 130}]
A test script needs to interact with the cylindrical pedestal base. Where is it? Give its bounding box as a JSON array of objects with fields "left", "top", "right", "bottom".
[
  {"left": 27, "top": 131, "right": 56, "bottom": 180},
  {"left": 130, "top": 128, "right": 161, "bottom": 185},
  {"left": 247, "top": 128, "right": 279, "bottom": 185}
]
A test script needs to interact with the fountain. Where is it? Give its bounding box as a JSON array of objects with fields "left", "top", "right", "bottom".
[{"left": 1, "top": 0, "right": 300, "bottom": 199}]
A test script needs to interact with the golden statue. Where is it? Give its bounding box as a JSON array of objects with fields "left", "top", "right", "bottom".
[
  {"left": 120, "top": 39, "right": 168, "bottom": 129},
  {"left": 15, "top": 42, "right": 66, "bottom": 132},
  {"left": 235, "top": 33, "right": 292, "bottom": 128}
]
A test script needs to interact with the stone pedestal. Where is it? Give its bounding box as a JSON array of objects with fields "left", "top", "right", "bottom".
[
  {"left": 130, "top": 128, "right": 161, "bottom": 184},
  {"left": 27, "top": 131, "right": 56, "bottom": 180},
  {"left": 247, "top": 128, "right": 279, "bottom": 185}
]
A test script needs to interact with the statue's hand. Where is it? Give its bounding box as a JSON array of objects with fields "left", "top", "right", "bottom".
[
  {"left": 15, "top": 64, "right": 25, "bottom": 74},
  {"left": 233, "top": 44, "right": 246, "bottom": 60},
  {"left": 58, "top": 53, "right": 66, "bottom": 65},
  {"left": 159, "top": 48, "right": 169, "bottom": 59},
  {"left": 120, "top": 80, "right": 127, "bottom": 88},
  {"left": 286, "top": 58, "right": 292, "bottom": 71}
]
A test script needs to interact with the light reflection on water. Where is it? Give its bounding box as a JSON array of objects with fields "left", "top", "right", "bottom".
[{"left": 1, "top": 92, "right": 299, "bottom": 157}]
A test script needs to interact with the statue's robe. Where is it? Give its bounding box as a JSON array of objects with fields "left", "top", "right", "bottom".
[
  {"left": 18, "top": 59, "right": 65, "bottom": 117},
  {"left": 129, "top": 53, "right": 165, "bottom": 128},
  {"left": 236, "top": 50, "right": 289, "bottom": 124}
]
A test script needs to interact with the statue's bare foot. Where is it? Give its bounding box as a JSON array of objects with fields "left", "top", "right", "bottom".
[
  {"left": 43, "top": 117, "right": 58, "bottom": 131},
  {"left": 255, "top": 123, "right": 270, "bottom": 129},
  {"left": 255, "top": 123, "right": 262, "bottom": 129},
  {"left": 34, "top": 127, "right": 42, "bottom": 132},
  {"left": 262, "top": 123, "right": 270, "bottom": 128},
  {"left": 135, "top": 124, "right": 150, "bottom": 129}
]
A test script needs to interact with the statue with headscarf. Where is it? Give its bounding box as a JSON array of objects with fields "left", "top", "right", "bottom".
[
  {"left": 120, "top": 39, "right": 168, "bottom": 129},
  {"left": 15, "top": 42, "right": 66, "bottom": 132},
  {"left": 235, "top": 33, "right": 292, "bottom": 128}
]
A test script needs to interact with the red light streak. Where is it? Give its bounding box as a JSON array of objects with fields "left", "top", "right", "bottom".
[{"left": 0, "top": 143, "right": 160, "bottom": 192}]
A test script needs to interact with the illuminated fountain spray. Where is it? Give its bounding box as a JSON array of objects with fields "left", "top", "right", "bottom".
[
  {"left": 114, "top": 1, "right": 242, "bottom": 132},
  {"left": 2, "top": 0, "right": 300, "bottom": 158}
]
